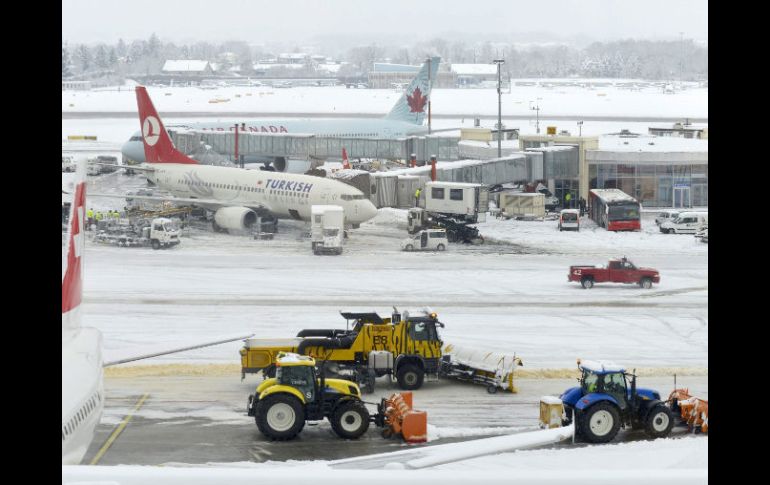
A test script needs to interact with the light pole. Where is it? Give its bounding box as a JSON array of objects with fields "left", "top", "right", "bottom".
[
  {"left": 493, "top": 59, "right": 505, "bottom": 158},
  {"left": 577, "top": 120, "right": 583, "bottom": 137},
  {"left": 530, "top": 99, "right": 541, "bottom": 134}
]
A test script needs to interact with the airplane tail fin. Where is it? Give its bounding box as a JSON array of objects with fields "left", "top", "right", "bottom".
[
  {"left": 385, "top": 56, "right": 440, "bottom": 125},
  {"left": 135, "top": 86, "right": 198, "bottom": 164},
  {"left": 342, "top": 148, "right": 351, "bottom": 169},
  {"left": 62, "top": 161, "right": 87, "bottom": 331}
]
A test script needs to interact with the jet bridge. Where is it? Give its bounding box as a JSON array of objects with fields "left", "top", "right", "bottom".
[{"left": 169, "top": 130, "right": 461, "bottom": 164}]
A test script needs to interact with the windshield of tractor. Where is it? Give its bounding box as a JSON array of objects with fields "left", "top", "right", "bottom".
[
  {"left": 276, "top": 365, "right": 315, "bottom": 401},
  {"left": 581, "top": 370, "right": 600, "bottom": 393}
]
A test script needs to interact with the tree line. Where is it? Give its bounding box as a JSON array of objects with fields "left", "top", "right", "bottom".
[{"left": 62, "top": 34, "right": 707, "bottom": 82}]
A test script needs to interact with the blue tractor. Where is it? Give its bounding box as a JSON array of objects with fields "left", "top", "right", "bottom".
[{"left": 560, "top": 359, "right": 674, "bottom": 443}]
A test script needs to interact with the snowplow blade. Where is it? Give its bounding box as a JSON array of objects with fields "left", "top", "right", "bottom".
[
  {"left": 379, "top": 392, "right": 428, "bottom": 443},
  {"left": 441, "top": 344, "right": 523, "bottom": 393},
  {"left": 669, "top": 388, "right": 708, "bottom": 433}
]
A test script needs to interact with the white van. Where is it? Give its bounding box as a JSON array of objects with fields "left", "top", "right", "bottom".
[
  {"left": 655, "top": 210, "right": 680, "bottom": 226},
  {"left": 660, "top": 212, "right": 708, "bottom": 234},
  {"left": 558, "top": 209, "right": 580, "bottom": 231},
  {"left": 401, "top": 229, "right": 448, "bottom": 251}
]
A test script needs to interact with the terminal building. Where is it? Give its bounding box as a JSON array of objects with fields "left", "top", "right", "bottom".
[{"left": 520, "top": 129, "right": 708, "bottom": 208}]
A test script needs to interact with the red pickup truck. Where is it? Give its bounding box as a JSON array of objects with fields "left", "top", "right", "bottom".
[{"left": 568, "top": 257, "right": 660, "bottom": 289}]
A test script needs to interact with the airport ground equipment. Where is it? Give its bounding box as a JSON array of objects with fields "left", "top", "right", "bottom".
[
  {"left": 441, "top": 344, "right": 523, "bottom": 394},
  {"left": 401, "top": 229, "right": 448, "bottom": 251},
  {"left": 407, "top": 181, "right": 489, "bottom": 244},
  {"left": 498, "top": 192, "right": 546, "bottom": 220},
  {"left": 93, "top": 217, "right": 181, "bottom": 250},
  {"left": 568, "top": 257, "right": 660, "bottom": 289},
  {"left": 241, "top": 309, "right": 523, "bottom": 394},
  {"left": 311, "top": 205, "right": 344, "bottom": 255},
  {"left": 549, "top": 359, "right": 675, "bottom": 444},
  {"left": 246, "top": 352, "right": 429, "bottom": 443},
  {"left": 375, "top": 391, "right": 428, "bottom": 443},
  {"left": 667, "top": 388, "right": 708, "bottom": 433},
  {"left": 246, "top": 352, "right": 369, "bottom": 440}
]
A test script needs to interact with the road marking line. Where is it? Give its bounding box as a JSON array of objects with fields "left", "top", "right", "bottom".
[{"left": 89, "top": 393, "right": 149, "bottom": 465}]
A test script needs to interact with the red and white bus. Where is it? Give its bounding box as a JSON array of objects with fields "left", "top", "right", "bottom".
[{"left": 589, "top": 189, "right": 641, "bottom": 231}]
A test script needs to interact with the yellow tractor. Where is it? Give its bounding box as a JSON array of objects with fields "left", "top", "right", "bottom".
[{"left": 247, "top": 352, "right": 370, "bottom": 440}]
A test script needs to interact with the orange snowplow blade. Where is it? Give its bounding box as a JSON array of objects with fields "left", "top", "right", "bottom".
[
  {"left": 382, "top": 391, "right": 428, "bottom": 443},
  {"left": 669, "top": 388, "right": 708, "bottom": 433}
]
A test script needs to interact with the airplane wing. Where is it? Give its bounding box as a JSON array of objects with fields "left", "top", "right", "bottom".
[{"left": 103, "top": 333, "right": 253, "bottom": 366}]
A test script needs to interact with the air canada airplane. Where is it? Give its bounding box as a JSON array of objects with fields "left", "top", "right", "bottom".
[
  {"left": 94, "top": 86, "right": 379, "bottom": 232},
  {"left": 121, "top": 57, "right": 441, "bottom": 171},
  {"left": 62, "top": 162, "right": 252, "bottom": 464}
]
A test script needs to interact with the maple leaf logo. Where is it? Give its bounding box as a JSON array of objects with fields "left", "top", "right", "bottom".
[{"left": 407, "top": 87, "right": 428, "bottom": 113}]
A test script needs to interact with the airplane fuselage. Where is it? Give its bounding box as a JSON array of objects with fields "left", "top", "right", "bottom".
[
  {"left": 145, "top": 163, "right": 378, "bottom": 224},
  {"left": 122, "top": 118, "right": 429, "bottom": 165}
]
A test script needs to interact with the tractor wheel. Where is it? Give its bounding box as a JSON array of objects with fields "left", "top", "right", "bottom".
[
  {"left": 405, "top": 244, "right": 414, "bottom": 251},
  {"left": 644, "top": 404, "right": 674, "bottom": 438},
  {"left": 396, "top": 364, "right": 424, "bottom": 390},
  {"left": 581, "top": 277, "right": 594, "bottom": 289},
  {"left": 330, "top": 400, "right": 370, "bottom": 439},
  {"left": 436, "top": 243, "right": 446, "bottom": 251},
  {"left": 578, "top": 402, "right": 620, "bottom": 443},
  {"left": 255, "top": 394, "right": 305, "bottom": 441},
  {"left": 639, "top": 277, "right": 653, "bottom": 289},
  {"left": 151, "top": 240, "right": 160, "bottom": 250}
]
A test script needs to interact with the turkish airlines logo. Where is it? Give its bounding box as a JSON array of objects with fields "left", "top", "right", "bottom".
[{"left": 143, "top": 116, "right": 161, "bottom": 146}]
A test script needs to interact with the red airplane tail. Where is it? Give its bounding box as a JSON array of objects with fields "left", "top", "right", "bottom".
[
  {"left": 62, "top": 166, "right": 87, "bottom": 327},
  {"left": 135, "top": 86, "right": 197, "bottom": 164},
  {"left": 342, "top": 147, "right": 351, "bottom": 169}
]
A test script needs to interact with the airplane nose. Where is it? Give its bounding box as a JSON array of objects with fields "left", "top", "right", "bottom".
[{"left": 359, "top": 200, "right": 378, "bottom": 222}]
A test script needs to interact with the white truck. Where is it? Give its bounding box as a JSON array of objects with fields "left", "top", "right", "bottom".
[
  {"left": 311, "top": 205, "right": 344, "bottom": 255},
  {"left": 408, "top": 181, "right": 489, "bottom": 244},
  {"left": 499, "top": 192, "right": 546, "bottom": 220},
  {"left": 94, "top": 217, "right": 181, "bottom": 250},
  {"left": 401, "top": 229, "right": 449, "bottom": 251}
]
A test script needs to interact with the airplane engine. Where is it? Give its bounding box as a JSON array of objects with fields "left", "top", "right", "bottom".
[{"left": 213, "top": 207, "right": 258, "bottom": 231}]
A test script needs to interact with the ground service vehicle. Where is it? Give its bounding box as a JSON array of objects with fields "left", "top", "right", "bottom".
[
  {"left": 499, "top": 192, "right": 546, "bottom": 220},
  {"left": 559, "top": 209, "right": 580, "bottom": 231},
  {"left": 558, "top": 359, "right": 674, "bottom": 443},
  {"left": 247, "top": 352, "right": 370, "bottom": 440},
  {"left": 94, "top": 217, "right": 181, "bottom": 250},
  {"left": 655, "top": 210, "right": 680, "bottom": 226},
  {"left": 588, "top": 189, "right": 641, "bottom": 231},
  {"left": 401, "top": 229, "right": 448, "bottom": 251},
  {"left": 311, "top": 205, "right": 344, "bottom": 255},
  {"left": 62, "top": 156, "right": 76, "bottom": 173},
  {"left": 241, "top": 309, "right": 523, "bottom": 394},
  {"left": 408, "top": 181, "right": 489, "bottom": 244},
  {"left": 660, "top": 211, "right": 708, "bottom": 234},
  {"left": 568, "top": 257, "right": 660, "bottom": 289},
  {"left": 695, "top": 222, "right": 708, "bottom": 243}
]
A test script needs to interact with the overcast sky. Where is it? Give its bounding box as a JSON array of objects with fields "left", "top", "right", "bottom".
[{"left": 62, "top": 0, "right": 708, "bottom": 46}]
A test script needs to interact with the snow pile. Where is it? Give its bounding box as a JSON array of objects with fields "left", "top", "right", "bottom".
[{"left": 427, "top": 424, "right": 530, "bottom": 440}]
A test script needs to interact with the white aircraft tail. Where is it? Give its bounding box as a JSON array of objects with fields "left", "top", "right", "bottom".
[
  {"left": 62, "top": 162, "right": 87, "bottom": 332},
  {"left": 136, "top": 86, "right": 198, "bottom": 165},
  {"left": 385, "top": 56, "right": 440, "bottom": 125}
]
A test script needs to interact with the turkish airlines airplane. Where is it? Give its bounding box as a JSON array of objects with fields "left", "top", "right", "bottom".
[
  {"left": 94, "top": 86, "right": 379, "bottom": 232},
  {"left": 120, "top": 57, "right": 441, "bottom": 171},
  {"left": 62, "top": 163, "right": 251, "bottom": 465}
]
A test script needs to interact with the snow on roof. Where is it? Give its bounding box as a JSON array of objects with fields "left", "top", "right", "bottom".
[
  {"left": 162, "top": 60, "right": 210, "bottom": 72},
  {"left": 597, "top": 134, "right": 707, "bottom": 153},
  {"left": 589, "top": 188, "right": 637, "bottom": 203},
  {"left": 579, "top": 359, "right": 625, "bottom": 373},
  {"left": 451, "top": 64, "right": 499, "bottom": 75},
  {"left": 276, "top": 352, "right": 314, "bottom": 364},
  {"left": 426, "top": 181, "right": 483, "bottom": 188}
]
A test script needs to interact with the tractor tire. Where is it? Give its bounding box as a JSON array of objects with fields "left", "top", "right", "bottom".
[
  {"left": 644, "top": 404, "right": 674, "bottom": 438},
  {"left": 639, "top": 277, "right": 653, "bottom": 289},
  {"left": 151, "top": 240, "right": 160, "bottom": 250},
  {"left": 330, "top": 400, "right": 370, "bottom": 439},
  {"left": 405, "top": 244, "right": 414, "bottom": 251},
  {"left": 578, "top": 402, "right": 621, "bottom": 443},
  {"left": 396, "top": 364, "right": 424, "bottom": 390},
  {"left": 255, "top": 394, "right": 305, "bottom": 441},
  {"left": 436, "top": 243, "right": 446, "bottom": 251},
  {"left": 581, "top": 277, "right": 594, "bottom": 289}
]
